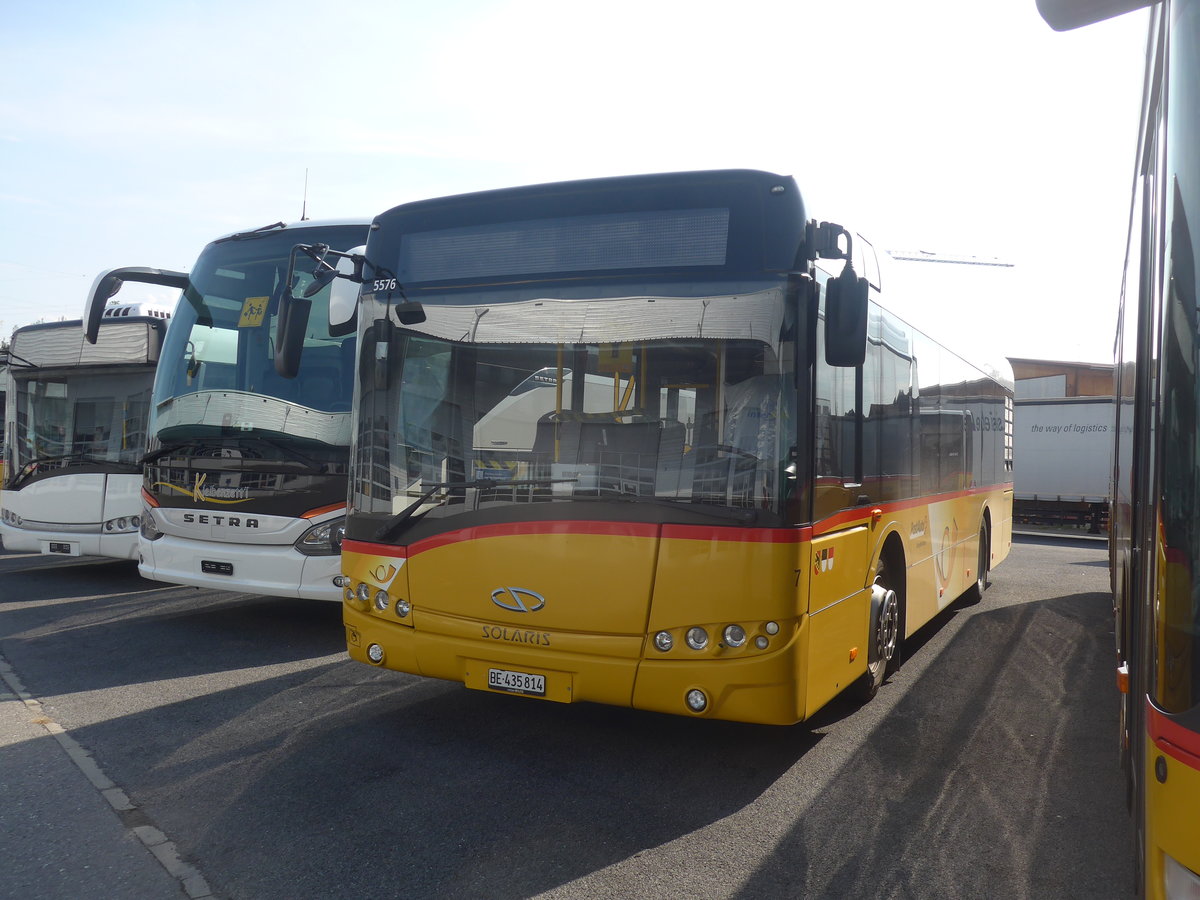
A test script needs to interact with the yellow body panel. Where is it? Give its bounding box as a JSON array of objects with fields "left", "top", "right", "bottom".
[
  {"left": 1145, "top": 740, "right": 1200, "bottom": 899},
  {"left": 341, "top": 486, "right": 1012, "bottom": 725}
]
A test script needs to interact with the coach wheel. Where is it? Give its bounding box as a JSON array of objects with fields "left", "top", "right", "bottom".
[
  {"left": 966, "top": 522, "right": 989, "bottom": 603},
  {"left": 855, "top": 563, "right": 899, "bottom": 703}
]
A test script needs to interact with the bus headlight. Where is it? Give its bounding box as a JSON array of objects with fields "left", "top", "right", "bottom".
[
  {"left": 685, "top": 627, "right": 709, "bottom": 651},
  {"left": 1165, "top": 853, "right": 1200, "bottom": 898},
  {"left": 723, "top": 624, "right": 747, "bottom": 648},
  {"left": 653, "top": 631, "right": 673, "bottom": 652},
  {"left": 140, "top": 507, "right": 164, "bottom": 541},
  {"left": 104, "top": 515, "right": 140, "bottom": 534},
  {"left": 295, "top": 517, "right": 346, "bottom": 556}
]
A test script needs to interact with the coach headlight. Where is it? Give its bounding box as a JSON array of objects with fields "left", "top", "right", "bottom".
[
  {"left": 296, "top": 517, "right": 346, "bottom": 556},
  {"left": 653, "top": 631, "right": 674, "bottom": 652},
  {"left": 685, "top": 627, "right": 709, "bottom": 651},
  {"left": 104, "top": 515, "right": 140, "bottom": 534},
  {"left": 140, "top": 507, "right": 164, "bottom": 541}
]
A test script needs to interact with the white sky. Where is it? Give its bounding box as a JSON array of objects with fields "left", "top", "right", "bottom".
[{"left": 0, "top": 0, "right": 1148, "bottom": 365}]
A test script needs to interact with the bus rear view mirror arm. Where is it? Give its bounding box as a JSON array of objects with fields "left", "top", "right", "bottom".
[{"left": 83, "top": 267, "right": 188, "bottom": 344}]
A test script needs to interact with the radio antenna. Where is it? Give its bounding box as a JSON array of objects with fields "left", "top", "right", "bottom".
[{"left": 301, "top": 168, "right": 310, "bottom": 221}]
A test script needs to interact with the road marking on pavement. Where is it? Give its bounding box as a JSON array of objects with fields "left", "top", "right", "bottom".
[{"left": 0, "top": 651, "right": 215, "bottom": 900}]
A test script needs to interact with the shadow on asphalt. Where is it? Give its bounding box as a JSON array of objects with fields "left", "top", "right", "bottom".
[
  {"left": 733, "top": 589, "right": 1132, "bottom": 900},
  {"left": 0, "top": 552, "right": 346, "bottom": 693}
]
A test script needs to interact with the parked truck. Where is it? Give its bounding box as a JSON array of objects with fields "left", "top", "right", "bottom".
[{"left": 1012, "top": 396, "right": 1113, "bottom": 532}]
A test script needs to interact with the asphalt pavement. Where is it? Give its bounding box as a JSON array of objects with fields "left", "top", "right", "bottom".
[{"left": 0, "top": 570, "right": 207, "bottom": 899}]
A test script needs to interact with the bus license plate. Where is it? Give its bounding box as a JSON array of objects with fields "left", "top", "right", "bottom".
[
  {"left": 48, "top": 542, "right": 72, "bottom": 555},
  {"left": 487, "top": 668, "right": 546, "bottom": 697}
]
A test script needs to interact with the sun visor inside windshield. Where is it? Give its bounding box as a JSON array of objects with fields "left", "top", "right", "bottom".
[{"left": 398, "top": 291, "right": 784, "bottom": 352}]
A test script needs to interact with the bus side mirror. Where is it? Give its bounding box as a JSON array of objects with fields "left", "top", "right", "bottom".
[
  {"left": 361, "top": 317, "right": 395, "bottom": 391},
  {"left": 824, "top": 264, "right": 869, "bottom": 368},
  {"left": 83, "top": 267, "right": 188, "bottom": 344},
  {"left": 328, "top": 245, "right": 366, "bottom": 337},
  {"left": 274, "top": 294, "right": 311, "bottom": 378}
]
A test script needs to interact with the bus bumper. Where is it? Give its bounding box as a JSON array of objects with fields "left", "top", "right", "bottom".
[
  {"left": 343, "top": 605, "right": 806, "bottom": 725},
  {"left": 0, "top": 523, "right": 138, "bottom": 560},
  {"left": 139, "top": 535, "right": 342, "bottom": 601}
]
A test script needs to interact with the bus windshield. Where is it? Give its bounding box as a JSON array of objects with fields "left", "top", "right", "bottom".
[
  {"left": 13, "top": 371, "right": 150, "bottom": 475},
  {"left": 351, "top": 290, "right": 797, "bottom": 535},
  {"left": 151, "top": 223, "right": 366, "bottom": 448}
]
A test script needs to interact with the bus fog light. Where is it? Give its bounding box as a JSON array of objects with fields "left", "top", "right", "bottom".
[
  {"left": 395, "top": 598, "right": 411, "bottom": 617},
  {"left": 685, "top": 689, "right": 708, "bottom": 712},
  {"left": 765, "top": 621, "right": 780, "bottom": 635},
  {"left": 685, "top": 627, "right": 709, "bottom": 651},
  {"left": 723, "top": 624, "right": 747, "bottom": 648},
  {"left": 654, "top": 631, "right": 673, "bottom": 652},
  {"left": 367, "top": 643, "right": 385, "bottom": 664},
  {"left": 374, "top": 590, "right": 390, "bottom": 611},
  {"left": 755, "top": 636, "right": 769, "bottom": 650}
]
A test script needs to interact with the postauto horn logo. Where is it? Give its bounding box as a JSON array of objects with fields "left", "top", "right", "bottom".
[{"left": 491, "top": 587, "right": 546, "bottom": 613}]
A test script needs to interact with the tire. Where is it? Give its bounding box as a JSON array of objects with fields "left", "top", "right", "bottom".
[
  {"left": 965, "top": 522, "right": 989, "bottom": 603},
  {"left": 854, "top": 560, "right": 900, "bottom": 703}
]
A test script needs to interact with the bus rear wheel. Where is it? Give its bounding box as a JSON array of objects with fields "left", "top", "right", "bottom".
[
  {"left": 855, "top": 564, "right": 900, "bottom": 703},
  {"left": 966, "top": 522, "right": 989, "bottom": 603}
]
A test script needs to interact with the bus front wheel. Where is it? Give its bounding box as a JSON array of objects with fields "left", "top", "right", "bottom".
[{"left": 855, "top": 563, "right": 900, "bottom": 702}]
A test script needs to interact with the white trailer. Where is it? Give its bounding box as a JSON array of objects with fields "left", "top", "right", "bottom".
[{"left": 1012, "top": 396, "right": 1113, "bottom": 530}]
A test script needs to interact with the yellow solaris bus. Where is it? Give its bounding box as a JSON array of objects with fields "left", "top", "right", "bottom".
[
  {"left": 286, "top": 170, "right": 1013, "bottom": 725},
  {"left": 1040, "top": 0, "right": 1200, "bottom": 895}
]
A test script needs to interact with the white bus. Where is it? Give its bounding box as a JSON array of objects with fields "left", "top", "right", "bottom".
[
  {"left": 1, "top": 301, "right": 172, "bottom": 558},
  {"left": 86, "top": 219, "right": 370, "bottom": 599}
]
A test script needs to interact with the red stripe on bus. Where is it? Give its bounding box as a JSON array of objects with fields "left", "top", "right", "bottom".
[
  {"left": 1148, "top": 702, "right": 1200, "bottom": 771},
  {"left": 342, "top": 539, "right": 409, "bottom": 559},
  {"left": 343, "top": 521, "right": 811, "bottom": 559},
  {"left": 813, "top": 484, "right": 1010, "bottom": 537}
]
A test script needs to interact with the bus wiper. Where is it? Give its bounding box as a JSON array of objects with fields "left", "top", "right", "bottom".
[
  {"left": 213, "top": 222, "right": 286, "bottom": 243},
  {"left": 141, "top": 442, "right": 196, "bottom": 465},
  {"left": 374, "top": 477, "right": 578, "bottom": 541},
  {"left": 10, "top": 452, "right": 124, "bottom": 487},
  {"left": 233, "top": 435, "right": 325, "bottom": 473}
]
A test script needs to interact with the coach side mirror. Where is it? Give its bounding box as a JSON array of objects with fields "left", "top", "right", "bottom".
[{"left": 824, "top": 263, "right": 869, "bottom": 368}]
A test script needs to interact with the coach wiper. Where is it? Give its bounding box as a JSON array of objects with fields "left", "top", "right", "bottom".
[
  {"left": 10, "top": 452, "right": 133, "bottom": 488},
  {"left": 374, "top": 477, "right": 579, "bottom": 541}
]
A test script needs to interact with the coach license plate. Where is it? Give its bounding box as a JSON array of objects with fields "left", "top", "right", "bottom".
[
  {"left": 201, "top": 560, "right": 234, "bottom": 576},
  {"left": 487, "top": 668, "right": 546, "bottom": 697},
  {"left": 48, "top": 542, "right": 73, "bottom": 555}
]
